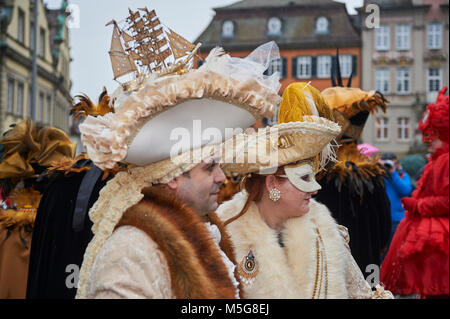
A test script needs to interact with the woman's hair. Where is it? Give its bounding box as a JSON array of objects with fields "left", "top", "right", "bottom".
[{"left": 224, "top": 167, "right": 285, "bottom": 226}]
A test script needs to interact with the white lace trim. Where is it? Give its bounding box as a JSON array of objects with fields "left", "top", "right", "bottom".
[{"left": 204, "top": 222, "right": 240, "bottom": 299}]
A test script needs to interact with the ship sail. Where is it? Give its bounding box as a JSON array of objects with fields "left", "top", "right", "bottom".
[
  {"left": 147, "top": 18, "right": 160, "bottom": 29},
  {"left": 127, "top": 9, "right": 140, "bottom": 22},
  {"left": 122, "top": 31, "right": 134, "bottom": 44},
  {"left": 109, "top": 25, "right": 137, "bottom": 79},
  {"left": 107, "top": 7, "right": 201, "bottom": 88},
  {"left": 166, "top": 28, "right": 196, "bottom": 59}
]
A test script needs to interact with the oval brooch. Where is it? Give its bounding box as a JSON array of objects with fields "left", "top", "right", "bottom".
[{"left": 238, "top": 249, "right": 259, "bottom": 286}]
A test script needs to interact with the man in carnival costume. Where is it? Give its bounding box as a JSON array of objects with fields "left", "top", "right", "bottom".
[
  {"left": 27, "top": 89, "right": 116, "bottom": 299},
  {"left": 381, "top": 87, "right": 449, "bottom": 299},
  {"left": 0, "top": 120, "right": 76, "bottom": 298},
  {"left": 216, "top": 83, "right": 393, "bottom": 298},
  {"left": 69, "top": 8, "right": 282, "bottom": 299}
]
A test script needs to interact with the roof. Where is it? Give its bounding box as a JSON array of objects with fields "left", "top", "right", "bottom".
[
  {"left": 361, "top": 0, "right": 430, "bottom": 10},
  {"left": 216, "top": 0, "right": 340, "bottom": 10},
  {"left": 196, "top": 0, "right": 360, "bottom": 51}
]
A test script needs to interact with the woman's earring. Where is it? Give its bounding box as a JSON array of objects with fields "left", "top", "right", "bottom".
[{"left": 269, "top": 188, "right": 281, "bottom": 202}]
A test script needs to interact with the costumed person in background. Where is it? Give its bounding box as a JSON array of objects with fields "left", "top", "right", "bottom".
[
  {"left": 73, "top": 8, "right": 282, "bottom": 299},
  {"left": 26, "top": 88, "right": 119, "bottom": 299},
  {"left": 399, "top": 154, "right": 427, "bottom": 189},
  {"left": 381, "top": 87, "right": 449, "bottom": 299},
  {"left": 378, "top": 152, "right": 413, "bottom": 262},
  {"left": 217, "top": 84, "right": 393, "bottom": 299},
  {"left": 0, "top": 119, "right": 76, "bottom": 298},
  {"left": 312, "top": 57, "right": 391, "bottom": 276}
]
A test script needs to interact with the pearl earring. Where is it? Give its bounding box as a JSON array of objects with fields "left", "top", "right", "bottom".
[{"left": 269, "top": 188, "right": 281, "bottom": 202}]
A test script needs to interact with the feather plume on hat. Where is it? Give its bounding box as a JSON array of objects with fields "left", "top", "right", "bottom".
[{"left": 70, "top": 87, "right": 114, "bottom": 121}]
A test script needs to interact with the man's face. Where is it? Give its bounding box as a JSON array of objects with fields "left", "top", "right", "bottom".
[{"left": 171, "top": 157, "right": 226, "bottom": 217}]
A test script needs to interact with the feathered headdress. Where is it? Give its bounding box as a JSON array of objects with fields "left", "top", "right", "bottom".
[
  {"left": 419, "top": 86, "right": 449, "bottom": 143},
  {"left": 0, "top": 119, "right": 76, "bottom": 197},
  {"left": 321, "top": 50, "right": 389, "bottom": 143},
  {"left": 70, "top": 87, "right": 114, "bottom": 120}
]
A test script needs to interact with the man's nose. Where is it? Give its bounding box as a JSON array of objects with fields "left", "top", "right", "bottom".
[{"left": 214, "top": 165, "right": 226, "bottom": 185}]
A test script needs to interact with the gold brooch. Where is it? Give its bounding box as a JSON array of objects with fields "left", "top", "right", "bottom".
[{"left": 238, "top": 249, "right": 259, "bottom": 286}]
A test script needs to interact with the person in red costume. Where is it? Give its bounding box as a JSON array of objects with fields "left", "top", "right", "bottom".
[{"left": 380, "top": 87, "right": 449, "bottom": 298}]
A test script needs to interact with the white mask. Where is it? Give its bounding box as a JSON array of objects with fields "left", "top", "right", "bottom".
[{"left": 280, "top": 163, "right": 322, "bottom": 193}]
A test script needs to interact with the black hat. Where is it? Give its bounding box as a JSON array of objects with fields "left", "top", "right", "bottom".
[{"left": 381, "top": 152, "right": 397, "bottom": 160}]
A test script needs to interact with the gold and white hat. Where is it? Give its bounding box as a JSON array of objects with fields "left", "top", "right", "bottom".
[{"left": 220, "top": 118, "right": 341, "bottom": 192}]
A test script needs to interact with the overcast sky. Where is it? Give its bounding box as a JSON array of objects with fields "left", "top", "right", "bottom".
[{"left": 43, "top": 0, "right": 363, "bottom": 101}]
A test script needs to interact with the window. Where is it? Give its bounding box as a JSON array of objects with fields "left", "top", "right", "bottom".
[
  {"left": 375, "top": 68, "right": 390, "bottom": 94},
  {"left": 396, "top": 68, "right": 410, "bottom": 94},
  {"left": 39, "top": 28, "right": 45, "bottom": 57},
  {"left": 397, "top": 117, "right": 410, "bottom": 140},
  {"left": 46, "top": 95, "right": 52, "bottom": 123},
  {"left": 30, "top": 21, "right": 35, "bottom": 51},
  {"left": 267, "top": 58, "right": 283, "bottom": 76},
  {"left": 39, "top": 92, "right": 44, "bottom": 122},
  {"left": 296, "top": 56, "right": 312, "bottom": 79},
  {"left": 18, "top": 9, "right": 25, "bottom": 44},
  {"left": 427, "top": 68, "right": 441, "bottom": 93},
  {"left": 17, "top": 82, "right": 24, "bottom": 116},
  {"left": 222, "top": 20, "right": 234, "bottom": 38},
  {"left": 375, "top": 25, "right": 390, "bottom": 51},
  {"left": 28, "top": 87, "right": 33, "bottom": 119},
  {"left": 427, "top": 23, "right": 442, "bottom": 50},
  {"left": 267, "top": 17, "right": 282, "bottom": 36},
  {"left": 396, "top": 24, "right": 410, "bottom": 50},
  {"left": 7, "top": 78, "right": 15, "bottom": 113},
  {"left": 376, "top": 117, "right": 390, "bottom": 141},
  {"left": 339, "top": 55, "right": 353, "bottom": 78},
  {"left": 315, "top": 16, "right": 328, "bottom": 34},
  {"left": 317, "top": 56, "right": 331, "bottom": 78}
]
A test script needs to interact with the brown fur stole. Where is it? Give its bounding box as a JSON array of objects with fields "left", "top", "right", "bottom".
[{"left": 116, "top": 186, "right": 237, "bottom": 299}]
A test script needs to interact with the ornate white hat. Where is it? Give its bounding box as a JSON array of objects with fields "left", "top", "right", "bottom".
[{"left": 76, "top": 23, "right": 282, "bottom": 296}]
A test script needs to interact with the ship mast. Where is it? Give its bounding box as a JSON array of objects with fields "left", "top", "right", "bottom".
[{"left": 106, "top": 7, "right": 202, "bottom": 89}]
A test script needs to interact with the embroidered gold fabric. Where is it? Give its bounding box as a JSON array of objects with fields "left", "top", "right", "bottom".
[{"left": 88, "top": 226, "right": 174, "bottom": 298}]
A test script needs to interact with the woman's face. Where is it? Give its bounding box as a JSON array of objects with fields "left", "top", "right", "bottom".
[{"left": 274, "top": 177, "right": 318, "bottom": 219}]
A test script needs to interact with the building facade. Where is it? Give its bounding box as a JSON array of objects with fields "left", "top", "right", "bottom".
[
  {"left": 360, "top": 0, "right": 449, "bottom": 157},
  {"left": 195, "top": 0, "right": 362, "bottom": 123},
  {"left": 0, "top": 0, "right": 72, "bottom": 135}
]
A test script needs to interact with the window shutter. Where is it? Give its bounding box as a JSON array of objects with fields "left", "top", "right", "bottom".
[
  {"left": 282, "top": 57, "right": 287, "bottom": 79},
  {"left": 292, "top": 57, "right": 298, "bottom": 78},
  {"left": 331, "top": 56, "right": 337, "bottom": 78},
  {"left": 311, "top": 57, "right": 317, "bottom": 78},
  {"left": 352, "top": 55, "right": 357, "bottom": 76}
]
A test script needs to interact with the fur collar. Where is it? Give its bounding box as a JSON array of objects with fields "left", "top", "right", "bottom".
[
  {"left": 117, "top": 186, "right": 237, "bottom": 299},
  {"left": 217, "top": 191, "right": 349, "bottom": 299}
]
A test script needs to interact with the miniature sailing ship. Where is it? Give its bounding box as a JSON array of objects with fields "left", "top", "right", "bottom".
[{"left": 106, "top": 7, "right": 202, "bottom": 91}]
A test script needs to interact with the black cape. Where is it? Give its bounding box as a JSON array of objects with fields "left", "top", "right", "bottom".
[
  {"left": 26, "top": 163, "right": 107, "bottom": 299},
  {"left": 315, "top": 170, "right": 391, "bottom": 277}
]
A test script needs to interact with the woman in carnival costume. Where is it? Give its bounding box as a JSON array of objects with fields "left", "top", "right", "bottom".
[{"left": 217, "top": 84, "right": 393, "bottom": 299}]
